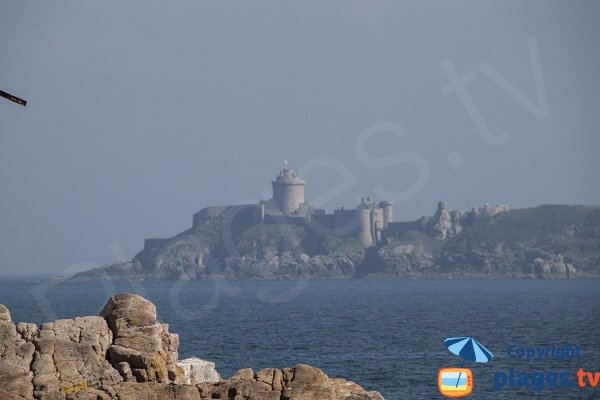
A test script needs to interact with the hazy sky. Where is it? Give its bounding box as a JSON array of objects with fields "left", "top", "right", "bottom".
[{"left": 1, "top": 1, "right": 599, "bottom": 275}]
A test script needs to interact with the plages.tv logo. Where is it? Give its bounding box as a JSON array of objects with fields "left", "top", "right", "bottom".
[{"left": 438, "top": 336, "right": 494, "bottom": 398}]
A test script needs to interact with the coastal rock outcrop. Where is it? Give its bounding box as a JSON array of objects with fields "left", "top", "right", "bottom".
[
  {"left": 99, "top": 293, "right": 183, "bottom": 383},
  {"left": 0, "top": 294, "right": 384, "bottom": 400},
  {"left": 425, "top": 202, "right": 463, "bottom": 239},
  {"left": 533, "top": 254, "right": 576, "bottom": 278},
  {"left": 377, "top": 243, "right": 437, "bottom": 275},
  {"left": 102, "top": 364, "right": 383, "bottom": 400}
]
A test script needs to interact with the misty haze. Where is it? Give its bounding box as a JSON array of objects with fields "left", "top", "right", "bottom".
[{"left": 1, "top": 1, "right": 599, "bottom": 399}]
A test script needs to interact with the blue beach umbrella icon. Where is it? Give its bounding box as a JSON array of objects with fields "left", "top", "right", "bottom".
[
  {"left": 444, "top": 336, "right": 493, "bottom": 365},
  {"left": 444, "top": 337, "right": 493, "bottom": 388}
]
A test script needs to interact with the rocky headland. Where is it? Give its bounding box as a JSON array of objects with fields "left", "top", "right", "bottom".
[
  {"left": 0, "top": 293, "right": 383, "bottom": 400},
  {"left": 71, "top": 203, "right": 600, "bottom": 281}
]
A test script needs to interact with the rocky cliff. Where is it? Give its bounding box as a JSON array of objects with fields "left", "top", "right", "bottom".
[
  {"left": 0, "top": 293, "right": 383, "bottom": 400},
  {"left": 71, "top": 204, "right": 600, "bottom": 280},
  {"left": 377, "top": 204, "right": 600, "bottom": 278}
]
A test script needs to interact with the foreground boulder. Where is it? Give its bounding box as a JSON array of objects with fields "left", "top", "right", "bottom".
[
  {"left": 0, "top": 294, "right": 384, "bottom": 400},
  {"left": 99, "top": 293, "right": 183, "bottom": 383}
]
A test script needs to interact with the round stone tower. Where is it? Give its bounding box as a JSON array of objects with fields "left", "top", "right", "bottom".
[
  {"left": 272, "top": 169, "right": 305, "bottom": 214},
  {"left": 379, "top": 200, "right": 393, "bottom": 228},
  {"left": 356, "top": 200, "right": 374, "bottom": 248}
]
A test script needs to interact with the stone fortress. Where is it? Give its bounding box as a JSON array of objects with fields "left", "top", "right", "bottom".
[
  {"left": 71, "top": 166, "right": 595, "bottom": 282},
  {"left": 191, "top": 168, "right": 393, "bottom": 248},
  {"left": 78, "top": 163, "right": 600, "bottom": 282},
  {"left": 184, "top": 167, "right": 509, "bottom": 250}
]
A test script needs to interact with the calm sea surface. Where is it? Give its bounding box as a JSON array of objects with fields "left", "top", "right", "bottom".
[{"left": 0, "top": 278, "right": 598, "bottom": 399}]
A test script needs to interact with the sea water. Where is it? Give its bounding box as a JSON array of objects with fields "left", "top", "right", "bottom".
[{"left": 0, "top": 278, "right": 598, "bottom": 399}]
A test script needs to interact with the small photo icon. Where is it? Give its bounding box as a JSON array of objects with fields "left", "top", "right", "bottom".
[{"left": 438, "top": 368, "right": 473, "bottom": 398}]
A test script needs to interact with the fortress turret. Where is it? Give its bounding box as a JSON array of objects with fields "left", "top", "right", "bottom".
[
  {"left": 355, "top": 197, "right": 375, "bottom": 247},
  {"left": 272, "top": 169, "right": 305, "bottom": 214},
  {"left": 379, "top": 200, "right": 393, "bottom": 228},
  {"left": 356, "top": 206, "right": 374, "bottom": 247}
]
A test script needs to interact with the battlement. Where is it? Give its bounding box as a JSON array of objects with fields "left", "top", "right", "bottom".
[{"left": 273, "top": 168, "right": 305, "bottom": 185}]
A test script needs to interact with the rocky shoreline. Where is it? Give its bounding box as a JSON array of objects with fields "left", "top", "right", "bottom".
[{"left": 0, "top": 293, "right": 383, "bottom": 400}]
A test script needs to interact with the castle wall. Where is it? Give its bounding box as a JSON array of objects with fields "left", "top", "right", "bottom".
[
  {"left": 193, "top": 204, "right": 262, "bottom": 227},
  {"left": 144, "top": 238, "right": 169, "bottom": 250},
  {"left": 263, "top": 213, "right": 307, "bottom": 227},
  {"left": 227, "top": 205, "right": 264, "bottom": 237},
  {"left": 193, "top": 206, "right": 228, "bottom": 226},
  {"left": 357, "top": 208, "right": 374, "bottom": 247},
  {"left": 308, "top": 209, "right": 362, "bottom": 238},
  {"left": 309, "top": 207, "right": 380, "bottom": 247},
  {"left": 334, "top": 210, "right": 362, "bottom": 236},
  {"left": 308, "top": 213, "right": 336, "bottom": 236}
]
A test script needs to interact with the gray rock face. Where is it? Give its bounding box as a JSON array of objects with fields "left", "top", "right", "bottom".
[
  {"left": 224, "top": 252, "right": 359, "bottom": 279},
  {"left": 139, "top": 234, "right": 214, "bottom": 280},
  {"left": 31, "top": 316, "right": 123, "bottom": 399},
  {"left": 0, "top": 294, "right": 384, "bottom": 400},
  {"left": 426, "top": 201, "right": 463, "bottom": 239},
  {"left": 378, "top": 243, "right": 437, "bottom": 276},
  {"left": 427, "top": 201, "right": 452, "bottom": 239}
]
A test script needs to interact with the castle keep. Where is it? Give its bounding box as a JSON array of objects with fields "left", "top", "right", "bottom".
[{"left": 272, "top": 169, "right": 305, "bottom": 214}]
